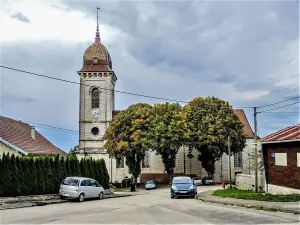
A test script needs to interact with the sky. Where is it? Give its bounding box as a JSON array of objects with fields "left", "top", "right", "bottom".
[{"left": 0, "top": 0, "right": 299, "bottom": 152}]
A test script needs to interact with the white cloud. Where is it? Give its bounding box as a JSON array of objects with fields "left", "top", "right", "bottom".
[{"left": 0, "top": 1, "right": 124, "bottom": 44}]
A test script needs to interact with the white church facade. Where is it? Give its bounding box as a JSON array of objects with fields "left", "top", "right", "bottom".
[{"left": 76, "top": 19, "right": 256, "bottom": 184}]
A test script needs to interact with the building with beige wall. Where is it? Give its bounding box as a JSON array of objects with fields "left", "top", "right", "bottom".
[{"left": 75, "top": 20, "right": 256, "bottom": 184}]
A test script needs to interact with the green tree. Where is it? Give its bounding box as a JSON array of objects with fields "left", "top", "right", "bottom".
[
  {"left": 104, "top": 103, "right": 152, "bottom": 186},
  {"left": 43, "top": 157, "right": 52, "bottom": 193},
  {"left": 9, "top": 154, "right": 20, "bottom": 196},
  {"left": 65, "top": 157, "right": 71, "bottom": 176},
  {"left": 68, "top": 145, "right": 79, "bottom": 157},
  {"left": 145, "top": 103, "right": 187, "bottom": 181},
  {"left": 96, "top": 160, "right": 104, "bottom": 186},
  {"left": 183, "top": 97, "right": 246, "bottom": 177},
  {"left": 21, "top": 157, "right": 30, "bottom": 195},
  {"left": 80, "top": 158, "right": 87, "bottom": 177},
  {"left": 0, "top": 153, "right": 5, "bottom": 196},
  {"left": 60, "top": 156, "right": 67, "bottom": 182},
  {"left": 53, "top": 155, "right": 61, "bottom": 192},
  {"left": 36, "top": 157, "right": 45, "bottom": 194},
  {"left": 15, "top": 156, "right": 24, "bottom": 196},
  {"left": 2, "top": 153, "right": 12, "bottom": 196},
  {"left": 74, "top": 157, "right": 81, "bottom": 176},
  {"left": 28, "top": 157, "right": 38, "bottom": 195},
  {"left": 100, "top": 159, "right": 110, "bottom": 189}
]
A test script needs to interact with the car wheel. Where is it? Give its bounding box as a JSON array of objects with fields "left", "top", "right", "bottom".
[
  {"left": 78, "top": 193, "right": 85, "bottom": 202},
  {"left": 99, "top": 192, "right": 104, "bottom": 200},
  {"left": 59, "top": 195, "right": 66, "bottom": 200}
]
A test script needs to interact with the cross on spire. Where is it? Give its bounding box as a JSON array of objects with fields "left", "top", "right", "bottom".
[{"left": 95, "top": 6, "right": 101, "bottom": 44}]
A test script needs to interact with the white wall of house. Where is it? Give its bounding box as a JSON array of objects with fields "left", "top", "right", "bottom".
[{"left": 0, "top": 141, "right": 24, "bottom": 158}]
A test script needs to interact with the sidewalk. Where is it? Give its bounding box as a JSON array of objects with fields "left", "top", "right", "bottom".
[
  {"left": 0, "top": 191, "right": 140, "bottom": 210},
  {"left": 196, "top": 191, "right": 300, "bottom": 214}
]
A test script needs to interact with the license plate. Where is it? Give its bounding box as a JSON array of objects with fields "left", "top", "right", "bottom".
[
  {"left": 63, "top": 193, "right": 69, "bottom": 197},
  {"left": 179, "top": 191, "right": 187, "bottom": 193}
]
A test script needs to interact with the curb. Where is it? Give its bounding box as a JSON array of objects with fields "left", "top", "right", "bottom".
[{"left": 196, "top": 194, "right": 300, "bottom": 215}]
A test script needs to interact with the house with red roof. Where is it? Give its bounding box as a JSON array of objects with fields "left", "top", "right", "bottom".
[
  {"left": 0, "top": 116, "right": 66, "bottom": 157},
  {"left": 260, "top": 124, "right": 300, "bottom": 195}
]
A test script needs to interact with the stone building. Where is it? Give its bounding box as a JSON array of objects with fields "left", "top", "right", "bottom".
[{"left": 76, "top": 20, "right": 255, "bottom": 184}]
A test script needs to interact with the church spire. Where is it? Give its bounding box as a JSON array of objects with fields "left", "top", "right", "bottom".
[{"left": 95, "top": 6, "right": 101, "bottom": 44}]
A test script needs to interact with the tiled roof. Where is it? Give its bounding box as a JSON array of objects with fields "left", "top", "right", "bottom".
[
  {"left": 234, "top": 109, "right": 254, "bottom": 138},
  {"left": 260, "top": 124, "right": 300, "bottom": 143},
  {"left": 0, "top": 116, "right": 66, "bottom": 156},
  {"left": 112, "top": 109, "right": 254, "bottom": 138}
]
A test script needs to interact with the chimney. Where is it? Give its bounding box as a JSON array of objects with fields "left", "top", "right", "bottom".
[{"left": 31, "top": 126, "right": 36, "bottom": 140}]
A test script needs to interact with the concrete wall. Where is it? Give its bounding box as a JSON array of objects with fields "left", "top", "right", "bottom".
[
  {"left": 236, "top": 171, "right": 265, "bottom": 192},
  {"left": 0, "top": 142, "right": 22, "bottom": 157},
  {"left": 267, "top": 184, "right": 300, "bottom": 195}
]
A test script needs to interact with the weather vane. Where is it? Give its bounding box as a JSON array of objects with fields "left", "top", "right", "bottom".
[{"left": 96, "top": 6, "right": 100, "bottom": 30}]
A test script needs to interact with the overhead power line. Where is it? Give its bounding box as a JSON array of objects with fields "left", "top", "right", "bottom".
[
  {"left": 0, "top": 65, "right": 187, "bottom": 103},
  {"left": 258, "top": 96, "right": 300, "bottom": 109},
  {"left": 257, "top": 101, "right": 299, "bottom": 114},
  {"left": 0, "top": 65, "right": 253, "bottom": 108}
]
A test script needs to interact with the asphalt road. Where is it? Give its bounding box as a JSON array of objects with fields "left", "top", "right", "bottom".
[{"left": 1, "top": 186, "right": 299, "bottom": 224}]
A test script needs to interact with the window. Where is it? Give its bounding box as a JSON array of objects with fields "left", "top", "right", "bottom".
[
  {"left": 116, "top": 157, "right": 124, "bottom": 168},
  {"left": 234, "top": 152, "right": 243, "bottom": 167},
  {"left": 91, "top": 127, "right": 99, "bottom": 136},
  {"left": 91, "top": 88, "right": 100, "bottom": 109},
  {"left": 91, "top": 180, "right": 100, "bottom": 187},
  {"left": 81, "top": 179, "right": 91, "bottom": 186},
  {"left": 62, "top": 178, "right": 79, "bottom": 186},
  {"left": 297, "top": 153, "right": 300, "bottom": 167},
  {"left": 275, "top": 153, "right": 287, "bottom": 166},
  {"left": 142, "top": 152, "right": 150, "bottom": 168}
]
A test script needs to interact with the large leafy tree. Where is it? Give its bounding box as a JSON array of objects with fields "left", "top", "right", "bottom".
[
  {"left": 145, "top": 103, "right": 187, "bottom": 181},
  {"left": 104, "top": 103, "right": 152, "bottom": 185},
  {"left": 183, "top": 97, "right": 246, "bottom": 177}
]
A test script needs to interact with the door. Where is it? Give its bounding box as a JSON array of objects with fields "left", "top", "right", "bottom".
[{"left": 80, "top": 179, "right": 92, "bottom": 198}]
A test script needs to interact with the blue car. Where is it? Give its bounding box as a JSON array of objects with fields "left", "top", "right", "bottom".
[
  {"left": 145, "top": 180, "right": 157, "bottom": 190},
  {"left": 171, "top": 176, "right": 197, "bottom": 199}
]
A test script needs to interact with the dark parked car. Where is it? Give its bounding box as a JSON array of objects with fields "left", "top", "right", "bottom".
[{"left": 170, "top": 176, "right": 197, "bottom": 199}]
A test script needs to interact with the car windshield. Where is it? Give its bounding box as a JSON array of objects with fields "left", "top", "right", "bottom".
[
  {"left": 146, "top": 180, "right": 154, "bottom": 184},
  {"left": 173, "top": 177, "right": 192, "bottom": 184},
  {"left": 62, "top": 178, "right": 79, "bottom": 186}
]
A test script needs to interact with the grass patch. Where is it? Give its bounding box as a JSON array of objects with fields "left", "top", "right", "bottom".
[
  {"left": 213, "top": 189, "right": 300, "bottom": 202},
  {"left": 114, "top": 188, "right": 129, "bottom": 192}
]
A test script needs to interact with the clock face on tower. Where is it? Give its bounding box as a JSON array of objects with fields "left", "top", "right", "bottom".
[{"left": 91, "top": 108, "right": 100, "bottom": 120}]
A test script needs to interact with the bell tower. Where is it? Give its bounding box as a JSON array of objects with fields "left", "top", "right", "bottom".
[{"left": 78, "top": 8, "right": 117, "bottom": 154}]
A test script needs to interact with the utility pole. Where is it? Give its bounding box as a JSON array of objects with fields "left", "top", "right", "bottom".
[
  {"left": 254, "top": 107, "right": 258, "bottom": 193},
  {"left": 183, "top": 146, "right": 186, "bottom": 175},
  {"left": 228, "top": 134, "right": 232, "bottom": 189}
]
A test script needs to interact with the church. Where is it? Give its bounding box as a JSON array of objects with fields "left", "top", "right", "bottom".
[{"left": 76, "top": 18, "right": 256, "bottom": 185}]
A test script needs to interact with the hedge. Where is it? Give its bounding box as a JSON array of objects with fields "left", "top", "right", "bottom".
[{"left": 0, "top": 153, "right": 110, "bottom": 197}]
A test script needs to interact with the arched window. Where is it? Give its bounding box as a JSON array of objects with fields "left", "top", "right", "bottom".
[{"left": 91, "top": 88, "right": 99, "bottom": 109}]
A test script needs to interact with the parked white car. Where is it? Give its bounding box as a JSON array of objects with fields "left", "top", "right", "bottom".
[
  {"left": 59, "top": 177, "right": 104, "bottom": 202},
  {"left": 202, "top": 176, "right": 216, "bottom": 185},
  {"left": 192, "top": 177, "right": 202, "bottom": 186}
]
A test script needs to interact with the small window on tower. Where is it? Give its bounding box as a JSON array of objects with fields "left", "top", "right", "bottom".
[
  {"left": 92, "top": 88, "right": 100, "bottom": 109},
  {"left": 91, "top": 127, "right": 99, "bottom": 136}
]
